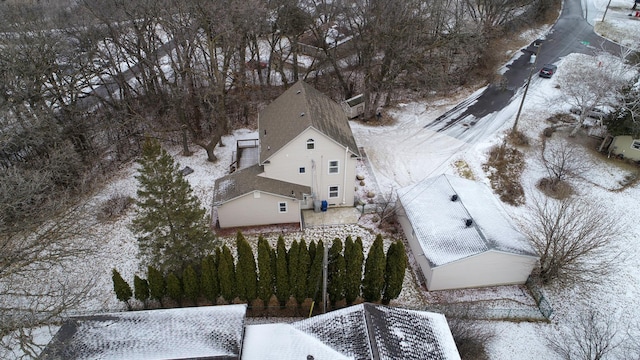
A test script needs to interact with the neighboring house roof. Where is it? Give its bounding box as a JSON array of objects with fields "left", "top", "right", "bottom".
[
  {"left": 397, "top": 174, "right": 537, "bottom": 268},
  {"left": 39, "top": 305, "right": 247, "bottom": 360},
  {"left": 214, "top": 164, "right": 311, "bottom": 205},
  {"left": 259, "top": 81, "right": 360, "bottom": 163},
  {"left": 242, "top": 323, "right": 351, "bottom": 360},
  {"left": 291, "top": 303, "right": 461, "bottom": 360}
]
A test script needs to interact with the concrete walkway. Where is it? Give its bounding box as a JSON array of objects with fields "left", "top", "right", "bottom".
[{"left": 302, "top": 207, "right": 361, "bottom": 227}]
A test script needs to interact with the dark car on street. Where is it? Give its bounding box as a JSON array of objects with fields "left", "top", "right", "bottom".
[{"left": 539, "top": 64, "right": 557, "bottom": 78}]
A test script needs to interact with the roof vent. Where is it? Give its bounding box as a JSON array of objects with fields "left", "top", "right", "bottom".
[
  {"left": 300, "top": 112, "right": 305, "bottom": 117},
  {"left": 465, "top": 219, "right": 473, "bottom": 227},
  {"left": 297, "top": 90, "right": 301, "bottom": 94},
  {"left": 307, "top": 356, "right": 314, "bottom": 360},
  {"left": 450, "top": 194, "right": 458, "bottom": 201}
]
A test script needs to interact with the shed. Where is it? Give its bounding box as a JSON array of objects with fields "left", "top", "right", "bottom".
[
  {"left": 609, "top": 135, "right": 640, "bottom": 161},
  {"left": 396, "top": 174, "right": 538, "bottom": 291}
]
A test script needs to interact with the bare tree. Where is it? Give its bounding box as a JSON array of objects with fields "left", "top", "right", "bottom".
[
  {"left": 540, "top": 139, "right": 590, "bottom": 184},
  {"left": 546, "top": 309, "right": 634, "bottom": 360},
  {"left": 557, "top": 52, "right": 633, "bottom": 136},
  {"left": 520, "top": 195, "right": 624, "bottom": 286},
  {"left": 0, "top": 198, "right": 97, "bottom": 358}
]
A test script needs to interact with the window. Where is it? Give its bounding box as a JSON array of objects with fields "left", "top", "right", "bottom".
[
  {"left": 278, "top": 202, "right": 287, "bottom": 213},
  {"left": 299, "top": 167, "right": 306, "bottom": 173},
  {"left": 632, "top": 140, "right": 640, "bottom": 150},
  {"left": 329, "top": 185, "right": 339, "bottom": 198},
  {"left": 328, "top": 160, "right": 339, "bottom": 174},
  {"left": 306, "top": 139, "right": 315, "bottom": 149}
]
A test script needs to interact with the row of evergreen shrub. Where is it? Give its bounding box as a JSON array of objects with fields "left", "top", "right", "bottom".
[{"left": 112, "top": 231, "right": 407, "bottom": 310}]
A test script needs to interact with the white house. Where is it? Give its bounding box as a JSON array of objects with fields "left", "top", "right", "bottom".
[
  {"left": 396, "top": 174, "right": 538, "bottom": 291},
  {"left": 214, "top": 81, "right": 360, "bottom": 228},
  {"left": 608, "top": 135, "right": 640, "bottom": 161}
]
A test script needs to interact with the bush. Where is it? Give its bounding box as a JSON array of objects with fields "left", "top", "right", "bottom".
[
  {"left": 97, "top": 194, "right": 134, "bottom": 221},
  {"left": 483, "top": 145, "right": 525, "bottom": 206},
  {"left": 448, "top": 317, "right": 495, "bottom": 360}
]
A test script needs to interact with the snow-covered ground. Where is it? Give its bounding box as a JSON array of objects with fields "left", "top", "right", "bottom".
[{"left": 15, "top": 0, "right": 640, "bottom": 358}]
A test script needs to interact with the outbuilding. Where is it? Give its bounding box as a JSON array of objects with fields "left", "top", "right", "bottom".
[{"left": 396, "top": 174, "right": 538, "bottom": 291}]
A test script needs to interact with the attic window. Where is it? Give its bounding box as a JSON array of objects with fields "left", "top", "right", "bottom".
[
  {"left": 306, "top": 139, "right": 315, "bottom": 149},
  {"left": 632, "top": 140, "right": 640, "bottom": 150}
]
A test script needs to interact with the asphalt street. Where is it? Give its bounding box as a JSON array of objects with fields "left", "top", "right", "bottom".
[{"left": 425, "top": 0, "right": 624, "bottom": 138}]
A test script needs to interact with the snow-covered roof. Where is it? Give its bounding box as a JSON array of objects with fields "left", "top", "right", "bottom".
[
  {"left": 291, "top": 303, "right": 461, "bottom": 360},
  {"left": 242, "top": 323, "right": 351, "bottom": 360},
  {"left": 40, "top": 305, "right": 247, "bottom": 360},
  {"left": 397, "top": 174, "right": 537, "bottom": 267}
]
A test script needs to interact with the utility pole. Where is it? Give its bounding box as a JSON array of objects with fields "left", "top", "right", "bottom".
[
  {"left": 602, "top": 0, "right": 613, "bottom": 22},
  {"left": 512, "top": 41, "right": 543, "bottom": 134},
  {"left": 322, "top": 242, "right": 328, "bottom": 313}
]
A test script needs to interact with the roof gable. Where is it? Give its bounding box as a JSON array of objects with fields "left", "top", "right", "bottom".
[
  {"left": 40, "top": 305, "right": 247, "bottom": 360},
  {"left": 398, "top": 174, "right": 537, "bottom": 267},
  {"left": 259, "top": 81, "right": 360, "bottom": 162},
  {"left": 214, "top": 164, "right": 311, "bottom": 205},
  {"left": 292, "top": 303, "right": 460, "bottom": 360}
]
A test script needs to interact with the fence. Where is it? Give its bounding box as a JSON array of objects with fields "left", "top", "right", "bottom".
[
  {"left": 424, "top": 299, "right": 549, "bottom": 322},
  {"left": 525, "top": 276, "right": 554, "bottom": 320}
]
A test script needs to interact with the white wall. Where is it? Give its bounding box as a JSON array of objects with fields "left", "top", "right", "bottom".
[
  {"left": 261, "top": 128, "right": 357, "bottom": 207},
  {"left": 428, "top": 251, "right": 537, "bottom": 291},
  {"left": 217, "top": 191, "right": 301, "bottom": 228}
]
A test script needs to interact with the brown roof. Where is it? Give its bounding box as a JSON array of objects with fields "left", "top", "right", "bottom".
[
  {"left": 259, "top": 81, "right": 360, "bottom": 162},
  {"left": 214, "top": 164, "right": 311, "bottom": 204}
]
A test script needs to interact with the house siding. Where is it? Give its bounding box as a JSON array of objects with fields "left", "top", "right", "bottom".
[
  {"left": 217, "top": 191, "right": 301, "bottom": 228},
  {"left": 428, "top": 251, "right": 537, "bottom": 291},
  {"left": 610, "top": 135, "right": 640, "bottom": 161},
  {"left": 261, "top": 128, "right": 357, "bottom": 206}
]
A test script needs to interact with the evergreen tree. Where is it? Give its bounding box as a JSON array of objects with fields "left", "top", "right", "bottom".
[
  {"left": 182, "top": 265, "right": 199, "bottom": 303},
  {"left": 383, "top": 240, "right": 408, "bottom": 304},
  {"left": 131, "top": 138, "right": 216, "bottom": 273},
  {"left": 133, "top": 275, "right": 149, "bottom": 307},
  {"left": 257, "top": 236, "right": 274, "bottom": 302},
  {"left": 344, "top": 236, "right": 364, "bottom": 304},
  {"left": 327, "top": 238, "right": 346, "bottom": 304},
  {"left": 307, "top": 240, "right": 324, "bottom": 301},
  {"left": 166, "top": 272, "right": 182, "bottom": 305},
  {"left": 308, "top": 239, "right": 317, "bottom": 264},
  {"left": 200, "top": 255, "right": 218, "bottom": 302},
  {"left": 112, "top": 269, "right": 133, "bottom": 310},
  {"left": 295, "top": 239, "right": 310, "bottom": 302},
  {"left": 147, "top": 265, "right": 166, "bottom": 305},
  {"left": 218, "top": 245, "right": 236, "bottom": 302},
  {"left": 236, "top": 231, "right": 258, "bottom": 301},
  {"left": 363, "top": 234, "right": 386, "bottom": 302},
  {"left": 287, "top": 239, "right": 299, "bottom": 300},
  {"left": 275, "top": 235, "right": 290, "bottom": 303}
]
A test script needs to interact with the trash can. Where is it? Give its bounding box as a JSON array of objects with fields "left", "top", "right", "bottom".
[
  {"left": 321, "top": 200, "right": 328, "bottom": 212},
  {"left": 313, "top": 200, "right": 321, "bottom": 213}
]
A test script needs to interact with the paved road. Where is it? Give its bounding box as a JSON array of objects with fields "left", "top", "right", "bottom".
[{"left": 425, "top": 0, "right": 624, "bottom": 140}]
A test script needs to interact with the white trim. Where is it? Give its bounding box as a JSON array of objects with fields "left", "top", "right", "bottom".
[
  {"left": 328, "top": 160, "right": 339, "bottom": 174},
  {"left": 328, "top": 185, "right": 339, "bottom": 198}
]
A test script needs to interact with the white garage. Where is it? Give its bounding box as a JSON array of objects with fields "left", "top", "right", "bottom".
[{"left": 397, "top": 174, "right": 538, "bottom": 291}]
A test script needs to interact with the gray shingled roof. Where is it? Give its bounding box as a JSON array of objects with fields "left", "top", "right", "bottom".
[
  {"left": 259, "top": 81, "right": 360, "bottom": 163},
  {"left": 39, "top": 305, "right": 247, "bottom": 360},
  {"left": 397, "top": 174, "right": 538, "bottom": 268},
  {"left": 214, "top": 164, "right": 311, "bottom": 204},
  {"left": 292, "top": 303, "right": 461, "bottom": 360}
]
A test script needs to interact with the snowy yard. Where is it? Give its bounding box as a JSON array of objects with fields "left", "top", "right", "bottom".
[{"left": 13, "top": 0, "right": 640, "bottom": 358}]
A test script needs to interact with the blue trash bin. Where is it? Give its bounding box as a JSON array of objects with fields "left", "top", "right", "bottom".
[{"left": 321, "top": 200, "right": 328, "bottom": 212}]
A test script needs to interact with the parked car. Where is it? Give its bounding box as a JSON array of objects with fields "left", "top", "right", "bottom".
[
  {"left": 569, "top": 106, "right": 608, "bottom": 120},
  {"left": 539, "top": 64, "right": 557, "bottom": 78}
]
